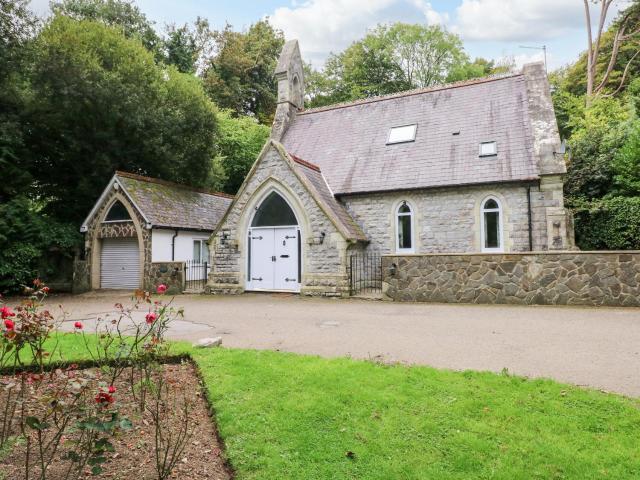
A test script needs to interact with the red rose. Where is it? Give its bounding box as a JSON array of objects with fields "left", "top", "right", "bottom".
[
  {"left": 0, "top": 306, "right": 15, "bottom": 319},
  {"left": 4, "top": 319, "right": 15, "bottom": 330},
  {"left": 42, "top": 286, "right": 50, "bottom": 294},
  {"left": 156, "top": 284, "right": 168, "bottom": 295},
  {"left": 108, "top": 385, "right": 116, "bottom": 394},
  {"left": 74, "top": 321, "right": 83, "bottom": 329},
  {"left": 145, "top": 312, "right": 158, "bottom": 324},
  {"left": 95, "top": 391, "right": 114, "bottom": 405}
]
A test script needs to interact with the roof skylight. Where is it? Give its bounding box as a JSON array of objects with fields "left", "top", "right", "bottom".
[
  {"left": 387, "top": 124, "right": 417, "bottom": 145},
  {"left": 479, "top": 141, "right": 497, "bottom": 157}
]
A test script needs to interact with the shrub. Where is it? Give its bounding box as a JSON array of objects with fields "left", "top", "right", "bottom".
[{"left": 572, "top": 197, "right": 640, "bottom": 250}]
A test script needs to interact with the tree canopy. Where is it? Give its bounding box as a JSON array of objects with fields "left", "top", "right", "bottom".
[
  {"left": 202, "top": 20, "right": 285, "bottom": 125},
  {"left": 25, "top": 15, "right": 220, "bottom": 223},
  {"left": 305, "top": 23, "right": 507, "bottom": 108}
]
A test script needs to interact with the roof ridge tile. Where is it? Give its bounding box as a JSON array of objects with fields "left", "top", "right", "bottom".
[{"left": 299, "top": 73, "right": 522, "bottom": 115}]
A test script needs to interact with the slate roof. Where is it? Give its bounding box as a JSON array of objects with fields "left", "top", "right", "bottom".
[
  {"left": 289, "top": 154, "right": 367, "bottom": 241},
  {"left": 115, "top": 172, "right": 233, "bottom": 231},
  {"left": 281, "top": 74, "right": 540, "bottom": 195}
]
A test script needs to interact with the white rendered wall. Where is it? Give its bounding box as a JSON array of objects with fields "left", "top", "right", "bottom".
[{"left": 151, "top": 229, "right": 211, "bottom": 262}]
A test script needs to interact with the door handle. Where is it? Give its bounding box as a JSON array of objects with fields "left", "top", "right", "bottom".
[
  {"left": 271, "top": 256, "right": 276, "bottom": 262},
  {"left": 285, "top": 278, "right": 297, "bottom": 282},
  {"left": 280, "top": 255, "right": 289, "bottom": 258},
  {"left": 251, "top": 277, "right": 263, "bottom": 281},
  {"left": 251, "top": 236, "right": 263, "bottom": 240}
]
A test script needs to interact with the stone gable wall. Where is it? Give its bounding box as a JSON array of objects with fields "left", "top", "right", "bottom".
[
  {"left": 80, "top": 186, "right": 150, "bottom": 291},
  {"left": 209, "top": 145, "right": 352, "bottom": 296},
  {"left": 342, "top": 183, "right": 561, "bottom": 254},
  {"left": 382, "top": 252, "right": 640, "bottom": 306}
]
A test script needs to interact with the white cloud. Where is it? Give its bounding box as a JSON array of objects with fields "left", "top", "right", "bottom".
[
  {"left": 269, "top": 0, "right": 447, "bottom": 66},
  {"left": 454, "top": 0, "right": 630, "bottom": 42}
]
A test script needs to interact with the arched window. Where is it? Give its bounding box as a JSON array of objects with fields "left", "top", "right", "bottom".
[
  {"left": 481, "top": 197, "right": 503, "bottom": 252},
  {"left": 251, "top": 191, "right": 298, "bottom": 227},
  {"left": 104, "top": 200, "right": 131, "bottom": 222},
  {"left": 396, "top": 201, "right": 414, "bottom": 253}
]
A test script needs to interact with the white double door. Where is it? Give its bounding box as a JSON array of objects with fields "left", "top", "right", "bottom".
[{"left": 248, "top": 227, "right": 299, "bottom": 291}]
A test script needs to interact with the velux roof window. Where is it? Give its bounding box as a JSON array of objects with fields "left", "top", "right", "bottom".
[
  {"left": 387, "top": 124, "right": 417, "bottom": 145},
  {"left": 479, "top": 141, "right": 497, "bottom": 157}
]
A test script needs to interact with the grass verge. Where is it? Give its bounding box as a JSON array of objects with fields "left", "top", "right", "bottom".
[{"left": 43, "top": 334, "right": 640, "bottom": 479}]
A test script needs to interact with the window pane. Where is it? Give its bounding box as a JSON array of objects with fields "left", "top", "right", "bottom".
[
  {"left": 484, "top": 199, "right": 498, "bottom": 210},
  {"left": 484, "top": 211, "right": 500, "bottom": 248},
  {"left": 251, "top": 192, "right": 298, "bottom": 227},
  {"left": 202, "top": 242, "right": 209, "bottom": 264},
  {"left": 387, "top": 125, "right": 417, "bottom": 144},
  {"left": 480, "top": 141, "right": 497, "bottom": 156},
  {"left": 398, "top": 203, "right": 411, "bottom": 214},
  {"left": 104, "top": 201, "right": 131, "bottom": 221},
  {"left": 398, "top": 215, "right": 412, "bottom": 249},
  {"left": 193, "top": 241, "right": 201, "bottom": 263}
]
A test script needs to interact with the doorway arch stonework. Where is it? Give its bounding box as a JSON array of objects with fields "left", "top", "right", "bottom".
[{"left": 209, "top": 141, "right": 355, "bottom": 296}]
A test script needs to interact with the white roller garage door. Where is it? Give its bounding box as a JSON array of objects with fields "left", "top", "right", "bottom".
[{"left": 100, "top": 238, "right": 140, "bottom": 289}]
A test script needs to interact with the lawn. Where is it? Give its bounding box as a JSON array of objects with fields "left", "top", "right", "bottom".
[{"left": 49, "top": 335, "right": 640, "bottom": 479}]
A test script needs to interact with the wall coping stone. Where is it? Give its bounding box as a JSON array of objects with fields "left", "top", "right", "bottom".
[{"left": 383, "top": 251, "right": 640, "bottom": 258}]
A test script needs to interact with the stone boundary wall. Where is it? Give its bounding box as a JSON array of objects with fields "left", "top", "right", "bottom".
[
  {"left": 382, "top": 252, "right": 640, "bottom": 307},
  {"left": 72, "top": 259, "right": 91, "bottom": 294},
  {"left": 146, "top": 262, "right": 185, "bottom": 295}
]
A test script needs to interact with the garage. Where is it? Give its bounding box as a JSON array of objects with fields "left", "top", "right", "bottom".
[{"left": 100, "top": 238, "right": 140, "bottom": 289}]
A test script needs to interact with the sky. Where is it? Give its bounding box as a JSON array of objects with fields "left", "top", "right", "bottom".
[{"left": 27, "top": 0, "right": 632, "bottom": 71}]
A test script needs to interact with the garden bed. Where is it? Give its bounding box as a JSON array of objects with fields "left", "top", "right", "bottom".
[{"left": 0, "top": 362, "right": 232, "bottom": 479}]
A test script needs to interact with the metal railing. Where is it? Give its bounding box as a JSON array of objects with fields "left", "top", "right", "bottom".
[
  {"left": 184, "top": 260, "right": 208, "bottom": 292},
  {"left": 348, "top": 252, "right": 382, "bottom": 295}
]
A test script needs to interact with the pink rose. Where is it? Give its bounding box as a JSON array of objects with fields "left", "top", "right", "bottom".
[
  {"left": 145, "top": 312, "right": 158, "bottom": 324},
  {"left": 156, "top": 284, "right": 168, "bottom": 295}
]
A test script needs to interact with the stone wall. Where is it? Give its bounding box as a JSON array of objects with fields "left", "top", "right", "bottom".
[
  {"left": 342, "top": 181, "right": 567, "bottom": 254},
  {"left": 146, "top": 262, "right": 184, "bottom": 295},
  {"left": 72, "top": 259, "right": 91, "bottom": 294},
  {"left": 382, "top": 251, "right": 640, "bottom": 306},
  {"left": 210, "top": 143, "right": 351, "bottom": 297}
]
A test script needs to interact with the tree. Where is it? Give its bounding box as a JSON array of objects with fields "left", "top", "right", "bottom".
[
  {"left": 564, "top": 96, "right": 629, "bottom": 201},
  {"left": 582, "top": 0, "right": 640, "bottom": 101},
  {"left": 0, "top": 0, "right": 37, "bottom": 202},
  {"left": 306, "top": 23, "right": 475, "bottom": 107},
  {"left": 51, "top": 0, "right": 163, "bottom": 58},
  {"left": 215, "top": 110, "right": 270, "bottom": 194},
  {"left": 25, "top": 15, "right": 220, "bottom": 223},
  {"left": 201, "top": 20, "right": 285, "bottom": 124},
  {"left": 164, "top": 17, "right": 215, "bottom": 74}
]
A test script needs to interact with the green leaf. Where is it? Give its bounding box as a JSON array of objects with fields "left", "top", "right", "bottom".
[
  {"left": 91, "top": 465, "right": 103, "bottom": 475},
  {"left": 25, "top": 417, "right": 49, "bottom": 431}
]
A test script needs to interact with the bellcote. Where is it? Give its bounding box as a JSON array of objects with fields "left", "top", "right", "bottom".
[{"left": 275, "top": 40, "right": 304, "bottom": 110}]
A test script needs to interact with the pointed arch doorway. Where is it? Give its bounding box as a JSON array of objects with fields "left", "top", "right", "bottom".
[{"left": 247, "top": 191, "right": 301, "bottom": 292}]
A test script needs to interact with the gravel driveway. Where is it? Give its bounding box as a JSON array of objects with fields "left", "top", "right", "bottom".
[{"left": 48, "top": 291, "right": 640, "bottom": 397}]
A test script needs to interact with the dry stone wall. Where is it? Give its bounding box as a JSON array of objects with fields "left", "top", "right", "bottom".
[{"left": 382, "top": 252, "right": 640, "bottom": 306}]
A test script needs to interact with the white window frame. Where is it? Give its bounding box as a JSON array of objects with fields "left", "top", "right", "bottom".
[
  {"left": 395, "top": 201, "right": 415, "bottom": 253},
  {"left": 102, "top": 200, "right": 134, "bottom": 224},
  {"left": 387, "top": 124, "right": 417, "bottom": 145},
  {"left": 479, "top": 141, "right": 497, "bottom": 157},
  {"left": 192, "top": 239, "right": 209, "bottom": 264},
  {"left": 480, "top": 196, "right": 504, "bottom": 253}
]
